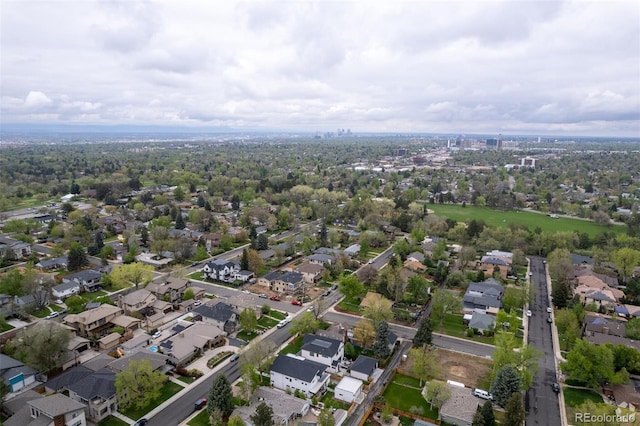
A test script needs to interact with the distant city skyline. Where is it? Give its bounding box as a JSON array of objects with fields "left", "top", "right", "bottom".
[{"left": 1, "top": 1, "right": 639, "bottom": 137}]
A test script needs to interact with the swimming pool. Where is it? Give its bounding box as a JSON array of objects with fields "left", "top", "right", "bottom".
[{"left": 149, "top": 345, "right": 158, "bottom": 352}]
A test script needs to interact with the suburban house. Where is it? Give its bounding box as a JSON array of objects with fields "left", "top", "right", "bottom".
[
  {"left": 202, "top": 259, "right": 239, "bottom": 282},
  {"left": 13, "top": 291, "right": 49, "bottom": 311},
  {"left": 258, "top": 271, "right": 304, "bottom": 294},
  {"left": 64, "top": 304, "right": 124, "bottom": 338},
  {"left": 35, "top": 256, "right": 68, "bottom": 271},
  {"left": 193, "top": 301, "right": 238, "bottom": 333},
  {"left": 270, "top": 354, "right": 330, "bottom": 398},
  {"left": 350, "top": 355, "right": 378, "bottom": 381},
  {"left": 202, "top": 233, "right": 222, "bottom": 251},
  {"left": 233, "top": 270, "right": 255, "bottom": 283},
  {"left": 582, "top": 314, "right": 640, "bottom": 351},
  {"left": 300, "top": 334, "right": 344, "bottom": 369},
  {"left": 573, "top": 274, "right": 624, "bottom": 310},
  {"left": 0, "top": 241, "right": 32, "bottom": 260},
  {"left": 479, "top": 255, "right": 511, "bottom": 279},
  {"left": 98, "top": 333, "right": 121, "bottom": 351},
  {"left": 45, "top": 366, "right": 117, "bottom": 423},
  {"left": 295, "top": 263, "right": 324, "bottom": 284},
  {"left": 334, "top": 376, "right": 363, "bottom": 404},
  {"left": 0, "top": 353, "right": 37, "bottom": 393},
  {"left": 462, "top": 280, "right": 504, "bottom": 314},
  {"left": 107, "top": 351, "right": 171, "bottom": 374},
  {"left": 403, "top": 259, "right": 427, "bottom": 273},
  {"left": 465, "top": 312, "right": 496, "bottom": 332},
  {"left": 231, "top": 387, "right": 310, "bottom": 426},
  {"left": 146, "top": 277, "right": 191, "bottom": 305},
  {"left": 407, "top": 252, "right": 425, "bottom": 263},
  {"left": 343, "top": 244, "right": 361, "bottom": 257},
  {"left": 306, "top": 253, "right": 334, "bottom": 266},
  {"left": 110, "top": 314, "right": 143, "bottom": 334},
  {"left": 52, "top": 281, "right": 81, "bottom": 300},
  {"left": 62, "top": 269, "right": 103, "bottom": 292},
  {"left": 4, "top": 393, "right": 86, "bottom": 426},
  {"left": 159, "top": 322, "right": 226, "bottom": 366},
  {"left": 438, "top": 384, "right": 479, "bottom": 426},
  {"left": 118, "top": 289, "right": 157, "bottom": 314}
]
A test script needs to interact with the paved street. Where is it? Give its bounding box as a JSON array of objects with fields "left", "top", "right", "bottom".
[{"left": 525, "top": 256, "right": 562, "bottom": 426}]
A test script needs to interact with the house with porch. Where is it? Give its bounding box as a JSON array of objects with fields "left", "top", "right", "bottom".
[{"left": 202, "top": 259, "right": 239, "bottom": 282}]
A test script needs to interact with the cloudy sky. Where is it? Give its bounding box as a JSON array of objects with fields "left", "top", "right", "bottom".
[{"left": 1, "top": 0, "right": 639, "bottom": 136}]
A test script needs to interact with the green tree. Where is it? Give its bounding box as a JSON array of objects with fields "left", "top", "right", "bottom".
[
  {"left": 289, "top": 311, "right": 319, "bottom": 336},
  {"left": 423, "top": 380, "right": 451, "bottom": 410},
  {"left": 430, "top": 289, "right": 462, "bottom": 326},
  {"left": 240, "top": 339, "right": 277, "bottom": 376},
  {"left": 175, "top": 213, "right": 186, "bottom": 230},
  {"left": 240, "top": 249, "right": 250, "bottom": 271},
  {"left": 613, "top": 344, "right": 640, "bottom": 374},
  {"left": 65, "top": 295, "right": 87, "bottom": 314},
  {"left": 352, "top": 319, "right": 376, "bottom": 348},
  {"left": 246, "top": 248, "right": 265, "bottom": 275},
  {"left": 547, "top": 248, "right": 573, "bottom": 284},
  {"left": 612, "top": 247, "right": 640, "bottom": 283},
  {"left": 208, "top": 374, "right": 234, "bottom": 419},
  {"left": 372, "top": 320, "right": 391, "bottom": 359},
  {"left": 492, "top": 332, "right": 540, "bottom": 389},
  {"left": 362, "top": 295, "right": 393, "bottom": 325},
  {"left": 552, "top": 281, "right": 570, "bottom": 309},
  {"left": 413, "top": 318, "right": 433, "bottom": 347},
  {"left": 10, "top": 322, "right": 72, "bottom": 373},
  {"left": 67, "top": 242, "right": 89, "bottom": 271},
  {"left": 250, "top": 402, "right": 273, "bottom": 426},
  {"left": 339, "top": 275, "right": 365, "bottom": 300},
  {"left": 562, "top": 339, "right": 628, "bottom": 388},
  {"left": 183, "top": 288, "right": 195, "bottom": 300},
  {"left": 109, "top": 262, "right": 154, "bottom": 289},
  {"left": 174, "top": 186, "right": 185, "bottom": 202},
  {"left": 318, "top": 406, "right": 336, "bottom": 426},
  {"left": 409, "top": 346, "right": 440, "bottom": 387},
  {"left": 240, "top": 307, "right": 258, "bottom": 333},
  {"left": 490, "top": 365, "right": 522, "bottom": 407},
  {"left": 472, "top": 400, "right": 495, "bottom": 426},
  {"left": 503, "top": 393, "right": 525, "bottom": 426},
  {"left": 228, "top": 415, "right": 246, "bottom": 426},
  {"left": 407, "top": 275, "right": 430, "bottom": 302},
  {"left": 115, "top": 359, "right": 165, "bottom": 410},
  {"left": 554, "top": 309, "right": 581, "bottom": 350}
]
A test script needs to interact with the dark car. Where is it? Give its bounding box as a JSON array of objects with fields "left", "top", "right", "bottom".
[
  {"left": 195, "top": 397, "right": 207, "bottom": 410},
  {"left": 552, "top": 382, "right": 560, "bottom": 393},
  {"left": 133, "top": 419, "right": 148, "bottom": 426},
  {"left": 547, "top": 317, "right": 553, "bottom": 323}
]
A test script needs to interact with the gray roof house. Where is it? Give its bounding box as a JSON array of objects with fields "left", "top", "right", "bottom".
[
  {"left": 52, "top": 280, "right": 81, "bottom": 299},
  {"left": 35, "top": 256, "right": 68, "bottom": 271},
  {"left": 439, "top": 384, "right": 479, "bottom": 426},
  {"left": 306, "top": 253, "right": 335, "bottom": 265},
  {"left": 63, "top": 269, "right": 103, "bottom": 291},
  {"left": 193, "top": 301, "right": 238, "bottom": 333},
  {"left": 5, "top": 393, "right": 86, "bottom": 426},
  {"left": 232, "top": 386, "right": 310, "bottom": 426},
  {"left": 463, "top": 280, "right": 504, "bottom": 314},
  {"left": 270, "top": 354, "right": 330, "bottom": 397},
  {"left": 0, "top": 353, "right": 37, "bottom": 393},
  {"left": 468, "top": 312, "right": 496, "bottom": 332},
  {"left": 350, "top": 355, "right": 378, "bottom": 381},
  {"left": 301, "top": 334, "right": 344, "bottom": 368}
]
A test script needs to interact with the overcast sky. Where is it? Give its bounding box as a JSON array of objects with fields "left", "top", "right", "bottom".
[{"left": 1, "top": 0, "right": 639, "bottom": 137}]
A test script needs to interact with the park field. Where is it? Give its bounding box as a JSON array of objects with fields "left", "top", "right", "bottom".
[{"left": 427, "top": 204, "right": 626, "bottom": 237}]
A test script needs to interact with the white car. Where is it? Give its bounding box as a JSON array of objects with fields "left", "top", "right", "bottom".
[
  {"left": 526, "top": 310, "right": 532, "bottom": 317},
  {"left": 547, "top": 306, "right": 552, "bottom": 313}
]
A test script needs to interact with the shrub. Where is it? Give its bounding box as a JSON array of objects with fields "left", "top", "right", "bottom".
[
  {"left": 261, "top": 304, "right": 271, "bottom": 314},
  {"left": 466, "top": 328, "right": 474, "bottom": 337}
]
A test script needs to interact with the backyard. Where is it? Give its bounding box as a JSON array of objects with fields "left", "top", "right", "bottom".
[{"left": 382, "top": 374, "right": 438, "bottom": 420}]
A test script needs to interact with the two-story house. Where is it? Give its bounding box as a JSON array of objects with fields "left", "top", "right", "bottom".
[
  {"left": 203, "top": 259, "right": 239, "bottom": 282},
  {"left": 118, "top": 289, "right": 157, "bottom": 314},
  {"left": 271, "top": 271, "right": 304, "bottom": 294},
  {"left": 192, "top": 301, "right": 238, "bottom": 333},
  {"left": 462, "top": 279, "right": 504, "bottom": 314},
  {"left": 0, "top": 353, "right": 37, "bottom": 393},
  {"left": 64, "top": 304, "right": 123, "bottom": 338},
  {"left": 52, "top": 281, "right": 81, "bottom": 300},
  {"left": 300, "top": 334, "right": 344, "bottom": 370},
  {"left": 62, "top": 269, "right": 103, "bottom": 292},
  {"left": 0, "top": 241, "right": 32, "bottom": 260},
  {"left": 295, "top": 263, "right": 324, "bottom": 285},
  {"left": 146, "top": 277, "right": 190, "bottom": 305},
  {"left": 4, "top": 393, "right": 86, "bottom": 426},
  {"left": 270, "top": 354, "right": 329, "bottom": 398}
]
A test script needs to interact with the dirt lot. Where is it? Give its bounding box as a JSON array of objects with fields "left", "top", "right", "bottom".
[
  {"left": 245, "top": 283, "right": 324, "bottom": 301},
  {"left": 399, "top": 348, "right": 493, "bottom": 389}
]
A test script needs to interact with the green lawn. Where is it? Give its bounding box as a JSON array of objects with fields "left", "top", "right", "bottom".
[
  {"left": 391, "top": 374, "right": 422, "bottom": 387},
  {"left": 279, "top": 335, "right": 304, "bottom": 355},
  {"left": 427, "top": 204, "right": 626, "bottom": 237},
  {"left": 188, "top": 271, "right": 206, "bottom": 280},
  {"left": 268, "top": 311, "right": 287, "bottom": 320},
  {"left": 81, "top": 290, "right": 108, "bottom": 302},
  {"left": 336, "top": 296, "right": 363, "bottom": 315},
  {"left": 120, "top": 381, "right": 183, "bottom": 420},
  {"left": 177, "top": 375, "right": 195, "bottom": 384},
  {"left": 98, "top": 416, "right": 129, "bottom": 426},
  {"left": 321, "top": 391, "right": 351, "bottom": 410},
  {"left": 236, "top": 330, "right": 260, "bottom": 341},
  {"left": 435, "top": 313, "right": 498, "bottom": 345},
  {"left": 382, "top": 377, "right": 438, "bottom": 419},
  {"left": 187, "top": 409, "right": 211, "bottom": 426},
  {"left": 258, "top": 316, "right": 279, "bottom": 328},
  {"left": 563, "top": 387, "right": 603, "bottom": 407},
  {"left": 0, "top": 322, "right": 13, "bottom": 332}
]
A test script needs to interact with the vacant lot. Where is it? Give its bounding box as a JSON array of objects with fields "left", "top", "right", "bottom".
[
  {"left": 401, "top": 348, "right": 493, "bottom": 390},
  {"left": 428, "top": 204, "right": 626, "bottom": 237}
]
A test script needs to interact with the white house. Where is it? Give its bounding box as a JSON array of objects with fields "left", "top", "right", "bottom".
[
  {"left": 52, "top": 281, "right": 81, "bottom": 300},
  {"left": 203, "top": 259, "right": 239, "bottom": 282},
  {"left": 300, "top": 334, "right": 344, "bottom": 370},
  {"left": 4, "top": 393, "right": 86, "bottom": 426},
  {"left": 334, "top": 376, "right": 363, "bottom": 404},
  {"left": 270, "top": 354, "right": 329, "bottom": 397}
]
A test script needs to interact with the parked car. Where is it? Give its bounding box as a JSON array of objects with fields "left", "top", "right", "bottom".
[
  {"left": 269, "top": 295, "right": 281, "bottom": 301},
  {"left": 526, "top": 310, "right": 532, "bottom": 317},
  {"left": 291, "top": 299, "right": 302, "bottom": 306},
  {"left": 321, "top": 290, "right": 330, "bottom": 297},
  {"left": 194, "top": 300, "right": 202, "bottom": 306},
  {"left": 473, "top": 389, "right": 493, "bottom": 400},
  {"left": 277, "top": 318, "right": 290, "bottom": 328},
  {"left": 229, "top": 353, "right": 239, "bottom": 362},
  {"left": 133, "top": 419, "right": 148, "bottom": 426},
  {"left": 547, "top": 317, "right": 553, "bottom": 324},
  {"left": 151, "top": 331, "right": 162, "bottom": 339},
  {"left": 45, "top": 311, "right": 60, "bottom": 319},
  {"left": 194, "top": 398, "right": 207, "bottom": 410},
  {"left": 259, "top": 293, "right": 268, "bottom": 299},
  {"left": 547, "top": 306, "right": 552, "bottom": 313},
  {"left": 552, "top": 382, "right": 560, "bottom": 393}
]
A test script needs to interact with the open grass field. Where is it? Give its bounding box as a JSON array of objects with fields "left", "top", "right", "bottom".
[{"left": 427, "top": 204, "right": 626, "bottom": 237}]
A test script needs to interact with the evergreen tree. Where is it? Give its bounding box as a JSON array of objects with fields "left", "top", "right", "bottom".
[
  {"left": 257, "top": 233, "right": 269, "bottom": 251},
  {"left": 372, "top": 321, "right": 391, "bottom": 359},
  {"left": 140, "top": 226, "right": 149, "bottom": 247},
  {"left": 240, "top": 249, "right": 250, "bottom": 271},
  {"left": 413, "top": 318, "right": 433, "bottom": 347},
  {"left": 250, "top": 402, "right": 273, "bottom": 426},
  {"left": 490, "top": 365, "right": 522, "bottom": 407},
  {"left": 552, "top": 281, "right": 570, "bottom": 308},
  {"left": 175, "top": 213, "right": 186, "bottom": 230},
  {"left": 319, "top": 223, "right": 328, "bottom": 247},
  {"left": 208, "top": 374, "right": 233, "bottom": 419},
  {"left": 197, "top": 193, "right": 206, "bottom": 207},
  {"left": 67, "top": 242, "right": 88, "bottom": 271},
  {"left": 472, "top": 401, "right": 495, "bottom": 426},
  {"left": 504, "top": 392, "right": 525, "bottom": 426}
]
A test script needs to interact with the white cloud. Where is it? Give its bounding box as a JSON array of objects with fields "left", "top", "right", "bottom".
[{"left": 1, "top": 0, "right": 638, "bottom": 136}]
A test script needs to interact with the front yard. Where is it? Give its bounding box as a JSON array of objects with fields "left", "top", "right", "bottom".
[
  {"left": 120, "top": 381, "right": 183, "bottom": 420},
  {"left": 188, "top": 409, "right": 211, "bottom": 426}
]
